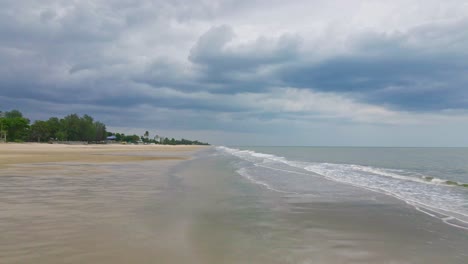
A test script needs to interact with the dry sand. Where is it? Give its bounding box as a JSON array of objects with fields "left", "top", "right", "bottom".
[{"left": 0, "top": 143, "right": 204, "bottom": 169}]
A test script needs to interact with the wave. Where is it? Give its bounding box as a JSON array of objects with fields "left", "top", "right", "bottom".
[
  {"left": 217, "top": 147, "right": 467, "bottom": 188},
  {"left": 236, "top": 167, "right": 299, "bottom": 195},
  {"left": 217, "top": 146, "right": 468, "bottom": 230}
]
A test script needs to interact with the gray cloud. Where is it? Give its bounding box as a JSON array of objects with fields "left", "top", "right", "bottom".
[
  {"left": 1, "top": 0, "right": 468, "bottom": 145},
  {"left": 186, "top": 25, "right": 301, "bottom": 92},
  {"left": 277, "top": 19, "right": 468, "bottom": 110},
  {"left": 189, "top": 25, "right": 300, "bottom": 69}
]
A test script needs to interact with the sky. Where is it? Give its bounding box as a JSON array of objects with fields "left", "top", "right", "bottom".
[{"left": 1, "top": 0, "right": 468, "bottom": 146}]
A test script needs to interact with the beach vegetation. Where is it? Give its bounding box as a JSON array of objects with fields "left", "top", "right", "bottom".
[
  {"left": 0, "top": 109, "right": 107, "bottom": 143},
  {"left": 0, "top": 109, "right": 30, "bottom": 142},
  {"left": 4, "top": 110, "right": 24, "bottom": 119},
  {"left": 46, "top": 117, "right": 62, "bottom": 139},
  {"left": 30, "top": 120, "right": 51, "bottom": 142},
  {"left": 1, "top": 108, "right": 208, "bottom": 145}
]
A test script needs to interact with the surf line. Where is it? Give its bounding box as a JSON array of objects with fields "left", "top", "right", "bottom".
[
  {"left": 220, "top": 147, "right": 468, "bottom": 231},
  {"left": 255, "top": 162, "right": 468, "bottom": 231},
  {"left": 254, "top": 163, "right": 316, "bottom": 177},
  {"left": 236, "top": 167, "right": 299, "bottom": 195}
]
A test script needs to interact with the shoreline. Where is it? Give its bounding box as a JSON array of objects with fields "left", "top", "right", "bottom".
[
  {"left": 1, "top": 145, "right": 467, "bottom": 263},
  {"left": 0, "top": 143, "right": 207, "bottom": 169},
  {"left": 158, "top": 150, "right": 468, "bottom": 263}
]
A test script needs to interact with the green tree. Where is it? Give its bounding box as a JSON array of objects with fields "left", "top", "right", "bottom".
[
  {"left": 5, "top": 109, "right": 23, "bottom": 119},
  {"left": 131, "top": 135, "right": 140, "bottom": 142},
  {"left": 80, "top": 114, "right": 95, "bottom": 141},
  {"left": 30, "top": 120, "right": 50, "bottom": 142},
  {"left": 1, "top": 109, "right": 209, "bottom": 145},
  {"left": 46, "top": 117, "right": 61, "bottom": 140},
  {"left": 115, "top": 133, "right": 123, "bottom": 141},
  {"left": 58, "top": 114, "right": 107, "bottom": 142},
  {"left": 93, "top": 121, "right": 106, "bottom": 142},
  {"left": 56, "top": 130, "right": 67, "bottom": 141},
  {"left": 61, "top": 114, "right": 81, "bottom": 141},
  {"left": 2, "top": 110, "right": 30, "bottom": 142},
  {"left": 0, "top": 111, "right": 6, "bottom": 142}
]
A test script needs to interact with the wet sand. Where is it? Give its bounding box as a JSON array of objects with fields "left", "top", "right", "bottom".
[
  {"left": 1, "top": 145, "right": 467, "bottom": 263},
  {"left": 0, "top": 143, "right": 204, "bottom": 263},
  {"left": 154, "top": 154, "right": 468, "bottom": 263}
]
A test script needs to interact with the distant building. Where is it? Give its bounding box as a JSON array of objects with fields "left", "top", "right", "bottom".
[
  {"left": 154, "top": 135, "right": 164, "bottom": 143},
  {"left": 106, "top": 135, "right": 117, "bottom": 143}
]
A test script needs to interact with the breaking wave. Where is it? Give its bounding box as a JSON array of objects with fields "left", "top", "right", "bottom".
[{"left": 217, "top": 146, "right": 468, "bottom": 230}]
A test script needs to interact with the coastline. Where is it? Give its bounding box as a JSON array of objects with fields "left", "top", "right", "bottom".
[
  {"left": 0, "top": 143, "right": 206, "bottom": 169},
  {"left": 151, "top": 149, "right": 468, "bottom": 263},
  {"left": 2, "top": 144, "right": 467, "bottom": 263}
]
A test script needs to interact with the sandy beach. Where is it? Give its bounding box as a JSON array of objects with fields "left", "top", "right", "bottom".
[
  {"left": 1, "top": 144, "right": 467, "bottom": 264},
  {"left": 0, "top": 143, "right": 206, "bottom": 264},
  {"left": 0, "top": 143, "right": 202, "bottom": 168}
]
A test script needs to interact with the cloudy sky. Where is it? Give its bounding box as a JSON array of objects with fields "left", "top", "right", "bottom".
[{"left": 1, "top": 0, "right": 468, "bottom": 146}]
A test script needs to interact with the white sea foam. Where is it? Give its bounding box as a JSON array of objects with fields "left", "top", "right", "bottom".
[
  {"left": 216, "top": 146, "right": 468, "bottom": 230},
  {"left": 236, "top": 167, "right": 298, "bottom": 195}
]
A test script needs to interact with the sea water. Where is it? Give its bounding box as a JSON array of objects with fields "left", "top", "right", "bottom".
[{"left": 217, "top": 146, "right": 468, "bottom": 230}]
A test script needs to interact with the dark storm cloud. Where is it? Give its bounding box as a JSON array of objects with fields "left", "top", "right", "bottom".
[
  {"left": 279, "top": 53, "right": 468, "bottom": 110},
  {"left": 182, "top": 19, "right": 468, "bottom": 110},
  {"left": 1, "top": 0, "right": 468, "bottom": 144},
  {"left": 276, "top": 20, "right": 468, "bottom": 110},
  {"left": 136, "top": 19, "right": 468, "bottom": 111},
  {"left": 189, "top": 25, "right": 300, "bottom": 70},
  {"left": 187, "top": 25, "right": 301, "bottom": 92}
]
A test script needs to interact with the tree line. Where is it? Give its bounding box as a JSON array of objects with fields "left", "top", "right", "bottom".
[
  {"left": 0, "top": 109, "right": 209, "bottom": 145},
  {"left": 0, "top": 110, "right": 107, "bottom": 143},
  {"left": 109, "top": 132, "right": 209, "bottom": 145}
]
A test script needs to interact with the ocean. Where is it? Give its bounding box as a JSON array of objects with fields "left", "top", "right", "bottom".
[{"left": 217, "top": 146, "right": 468, "bottom": 230}]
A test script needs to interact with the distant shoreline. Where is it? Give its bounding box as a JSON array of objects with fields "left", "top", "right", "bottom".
[{"left": 0, "top": 143, "right": 207, "bottom": 169}]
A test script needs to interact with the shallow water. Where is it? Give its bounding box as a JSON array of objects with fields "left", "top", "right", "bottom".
[
  {"left": 178, "top": 151, "right": 468, "bottom": 263},
  {"left": 1, "top": 148, "right": 467, "bottom": 263},
  {"left": 221, "top": 146, "right": 468, "bottom": 229}
]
